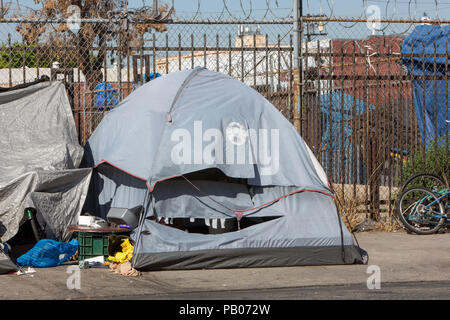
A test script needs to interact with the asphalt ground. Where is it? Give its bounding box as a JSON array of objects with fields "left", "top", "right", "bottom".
[
  {"left": 107, "top": 281, "right": 450, "bottom": 300},
  {"left": 2, "top": 231, "right": 450, "bottom": 300}
]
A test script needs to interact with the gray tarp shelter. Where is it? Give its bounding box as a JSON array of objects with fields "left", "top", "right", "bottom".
[
  {"left": 83, "top": 68, "right": 365, "bottom": 270},
  {"left": 0, "top": 81, "right": 92, "bottom": 273},
  {"left": 0, "top": 250, "right": 17, "bottom": 274}
]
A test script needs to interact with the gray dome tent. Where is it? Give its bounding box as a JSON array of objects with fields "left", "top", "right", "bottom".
[{"left": 83, "top": 68, "right": 364, "bottom": 270}]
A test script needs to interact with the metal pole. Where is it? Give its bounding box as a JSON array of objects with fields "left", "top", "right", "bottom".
[
  {"left": 293, "top": 0, "right": 303, "bottom": 133},
  {"left": 153, "top": 0, "right": 158, "bottom": 16}
]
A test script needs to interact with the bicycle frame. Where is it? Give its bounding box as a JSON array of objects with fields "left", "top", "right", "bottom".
[{"left": 408, "top": 190, "right": 450, "bottom": 224}]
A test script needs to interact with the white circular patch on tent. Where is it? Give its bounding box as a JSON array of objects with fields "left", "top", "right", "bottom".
[{"left": 226, "top": 122, "right": 247, "bottom": 146}]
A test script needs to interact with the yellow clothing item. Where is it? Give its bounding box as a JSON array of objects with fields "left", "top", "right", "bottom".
[{"left": 107, "top": 238, "right": 134, "bottom": 264}]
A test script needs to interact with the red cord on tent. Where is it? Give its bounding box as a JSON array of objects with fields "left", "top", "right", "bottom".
[
  {"left": 233, "top": 188, "right": 336, "bottom": 215},
  {"left": 95, "top": 160, "right": 336, "bottom": 222},
  {"left": 180, "top": 175, "right": 336, "bottom": 221}
]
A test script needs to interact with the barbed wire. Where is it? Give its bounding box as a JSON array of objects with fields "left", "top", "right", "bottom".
[
  {"left": 2, "top": 0, "right": 450, "bottom": 43},
  {"left": 0, "top": 0, "right": 294, "bottom": 22},
  {"left": 3, "top": 0, "right": 450, "bottom": 24},
  {"left": 317, "top": 0, "right": 450, "bottom": 36}
]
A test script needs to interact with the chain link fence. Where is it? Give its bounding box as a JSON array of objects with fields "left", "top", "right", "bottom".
[
  {"left": 0, "top": 1, "right": 449, "bottom": 230},
  {"left": 0, "top": 0, "right": 295, "bottom": 144},
  {"left": 0, "top": 22, "right": 294, "bottom": 142},
  {"left": 300, "top": 17, "right": 449, "bottom": 230}
]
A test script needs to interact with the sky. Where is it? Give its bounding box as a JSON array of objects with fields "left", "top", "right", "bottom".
[
  {"left": 2, "top": 1, "right": 450, "bottom": 44},
  {"left": 131, "top": 0, "right": 450, "bottom": 20},
  {"left": 7, "top": 0, "right": 450, "bottom": 20}
]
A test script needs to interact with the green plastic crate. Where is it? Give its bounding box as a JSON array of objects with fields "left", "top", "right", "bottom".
[{"left": 77, "top": 232, "right": 120, "bottom": 261}]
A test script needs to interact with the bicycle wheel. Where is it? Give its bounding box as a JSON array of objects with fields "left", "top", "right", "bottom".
[
  {"left": 399, "top": 173, "right": 448, "bottom": 195},
  {"left": 396, "top": 187, "right": 445, "bottom": 235}
]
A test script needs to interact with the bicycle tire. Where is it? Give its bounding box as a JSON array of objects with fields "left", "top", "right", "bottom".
[
  {"left": 399, "top": 172, "right": 447, "bottom": 195},
  {"left": 396, "top": 187, "right": 446, "bottom": 235}
]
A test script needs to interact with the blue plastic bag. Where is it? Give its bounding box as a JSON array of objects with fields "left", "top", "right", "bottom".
[{"left": 16, "top": 239, "right": 78, "bottom": 268}]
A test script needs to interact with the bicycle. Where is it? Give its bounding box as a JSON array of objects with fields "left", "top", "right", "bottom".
[{"left": 396, "top": 172, "right": 450, "bottom": 235}]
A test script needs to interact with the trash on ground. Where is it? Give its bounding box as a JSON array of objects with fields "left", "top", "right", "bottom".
[
  {"left": 78, "top": 255, "right": 106, "bottom": 269},
  {"left": 353, "top": 218, "right": 379, "bottom": 233},
  {"left": 16, "top": 267, "right": 36, "bottom": 276},
  {"left": 105, "top": 237, "right": 140, "bottom": 276},
  {"left": 108, "top": 261, "right": 141, "bottom": 277},
  {"left": 16, "top": 239, "right": 78, "bottom": 268}
]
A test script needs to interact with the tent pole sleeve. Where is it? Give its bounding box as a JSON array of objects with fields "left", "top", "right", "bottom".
[{"left": 131, "top": 191, "right": 152, "bottom": 269}]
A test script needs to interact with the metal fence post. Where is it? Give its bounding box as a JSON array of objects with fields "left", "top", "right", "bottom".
[{"left": 293, "top": 0, "right": 303, "bottom": 134}]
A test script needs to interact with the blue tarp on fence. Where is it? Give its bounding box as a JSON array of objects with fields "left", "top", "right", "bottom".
[
  {"left": 320, "top": 90, "right": 375, "bottom": 151},
  {"left": 319, "top": 91, "right": 375, "bottom": 184},
  {"left": 94, "top": 82, "right": 118, "bottom": 109},
  {"left": 401, "top": 24, "right": 450, "bottom": 146}
]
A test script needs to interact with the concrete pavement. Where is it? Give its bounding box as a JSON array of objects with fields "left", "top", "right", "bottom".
[
  {"left": 2, "top": 231, "right": 450, "bottom": 300},
  {"left": 107, "top": 281, "right": 450, "bottom": 300}
]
